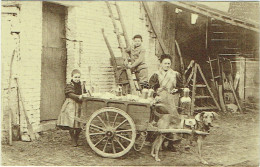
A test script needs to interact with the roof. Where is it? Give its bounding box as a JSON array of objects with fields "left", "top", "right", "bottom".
[
  {"left": 168, "top": 1, "right": 259, "bottom": 32},
  {"left": 229, "top": 2, "right": 259, "bottom": 23}
]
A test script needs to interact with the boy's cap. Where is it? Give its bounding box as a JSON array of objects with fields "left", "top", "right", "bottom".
[
  {"left": 71, "top": 69, "right": 81, "bottom": 77},
  {"left": 133, "top": 34, "right": 142, "bottom": 40}
]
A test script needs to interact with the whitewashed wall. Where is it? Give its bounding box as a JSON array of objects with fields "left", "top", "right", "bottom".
[{"left": 2, "top": 1, "right": 42, "bottom": 142}]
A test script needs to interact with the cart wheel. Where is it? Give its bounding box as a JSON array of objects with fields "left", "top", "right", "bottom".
[{"left": 86, "top": 107, "right": 136, "bottom": 158}]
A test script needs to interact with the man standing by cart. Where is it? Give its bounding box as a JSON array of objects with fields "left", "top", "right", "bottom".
[{"left": 125, "top": 35, "right": 148, "bottom": 90}]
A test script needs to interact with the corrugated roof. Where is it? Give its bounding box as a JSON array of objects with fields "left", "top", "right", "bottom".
[{"left": 168, "top": 1, "right": 259, "bottom": 32}]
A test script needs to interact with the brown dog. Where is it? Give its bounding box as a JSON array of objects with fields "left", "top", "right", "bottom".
[
  {"left": 151, "top": 114, "right": 181, "bottom": 162},
  {"left": 193, "top": 111, "right": 218, "bottom": 164},
  {"left": 151, "top": 111, "right": 218, "bottom": 164}
]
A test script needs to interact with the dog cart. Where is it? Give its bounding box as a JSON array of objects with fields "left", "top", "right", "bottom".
[{"left": 82, "top": 96, "right": 209, "bottom": 158}]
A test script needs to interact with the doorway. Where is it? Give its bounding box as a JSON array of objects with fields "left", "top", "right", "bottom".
[{"left": 40, "top": 2, "right": 67, "bottom": 121}]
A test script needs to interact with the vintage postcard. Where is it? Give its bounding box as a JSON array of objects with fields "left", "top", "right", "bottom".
[{"left": 1, "top": 1, "right": 259, "bottom": 166}]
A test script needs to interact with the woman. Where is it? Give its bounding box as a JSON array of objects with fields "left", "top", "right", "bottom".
[
  {"left": 149, "top": 54, "right": 183, "bottom": 152},
  {"left": 149, "top": 54, "right": 183, "bottom": 113}
]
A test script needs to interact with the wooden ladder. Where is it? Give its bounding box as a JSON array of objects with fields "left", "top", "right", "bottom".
[
  {"left": 105, "top": 1, "right": 140, "bottom": 95},
  {"left": 186, "top": 63, "right": 221, "bottom": 115}
]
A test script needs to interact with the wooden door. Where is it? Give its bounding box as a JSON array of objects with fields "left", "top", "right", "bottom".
[{"left": 40, "top": 2, "right": 67, "bottom": 121}]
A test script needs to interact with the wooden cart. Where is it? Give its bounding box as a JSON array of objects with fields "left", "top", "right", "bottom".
[{"left": 82, "top": 97, "right": 208, "bottom": 158}]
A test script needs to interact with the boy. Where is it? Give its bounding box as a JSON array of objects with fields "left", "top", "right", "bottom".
[{"left": 126, "top": 35, "right": 148, "bottom": 89}]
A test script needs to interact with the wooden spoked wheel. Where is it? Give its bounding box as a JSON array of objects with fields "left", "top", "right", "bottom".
[{"left": 86, "top": 107, "right": 136, "bottom": 158}]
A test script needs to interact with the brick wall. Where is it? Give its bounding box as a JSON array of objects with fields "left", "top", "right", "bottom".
[{"left": 1, "top": 1, "right": 42, "bottom": 142}]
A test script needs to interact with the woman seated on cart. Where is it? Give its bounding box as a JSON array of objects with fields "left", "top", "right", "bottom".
[{"left": 148, "top": 54, "right": 183, "bottom": 151}]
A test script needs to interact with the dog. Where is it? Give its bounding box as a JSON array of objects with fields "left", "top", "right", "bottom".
[{"left": 151, "top": 111, "right": 218, "bottom": 164}]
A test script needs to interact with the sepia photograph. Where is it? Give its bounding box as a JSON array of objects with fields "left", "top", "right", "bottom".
[{"left": 1, "top": 1, "right": 259, "bottom": 166}]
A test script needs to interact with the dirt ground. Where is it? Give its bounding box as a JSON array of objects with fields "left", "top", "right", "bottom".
[{"left": 1, "top": 111, "right": 259, "bottom": 166}]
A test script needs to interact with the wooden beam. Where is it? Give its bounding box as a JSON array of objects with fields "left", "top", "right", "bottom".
[
  {"left": 147, "top": 128, "right": 209, "bottom": 135},
  {"left": 175, "top": 40, "right": 186, "bottom": 84},
  {"left": 239, "top": 57, "right": 245, "bottom": 100},
  {"left": 142, "top": 2, "right": 169, "bottom": 54},
  {"left": 190, "top": 64, "right": 198, "bottom": 115},
  {"left": 115, "top": 2, "right": 130, "bottom": 47},
  {"left": 168, "top": 1, "right": 259, "bottom": 32}
]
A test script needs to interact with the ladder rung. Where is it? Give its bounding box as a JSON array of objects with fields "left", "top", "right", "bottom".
[
  {"left": 191, "top": 84, "right": 206, "bottom": 88},
  {"left": 196, "top": 84, "right": 207, "bottom": 88},
  {"left": 219, "top": 53, "right": 241, "bottom": 56},
  {"left": 211, "top": 39, "right": 238, "bottom": 41},
  {"left": 195, "top": 95, "right": 211, "bottom": 99},
  {"left": 194, "top": 106, "right": 218, "bottom": 111},
  {"left": 206, "top": 59, "right": 217, "bottom": 63},
  {"left": 213, "top": 32, "right": 238, "bottom": 34},
  {"left": 224, "top": 47, "right": 240, "bottom": 50},
  {"left": 211, "top": 24, "right": 233, "bottom": 27}
]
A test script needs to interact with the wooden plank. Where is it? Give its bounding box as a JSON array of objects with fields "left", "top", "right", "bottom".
[
  {"left": 195, "top": 106, "right": 218, "bottom": 111},
  {"left": 239, "top": 57, "right": 245, "bottom": 100},
  {"left": 190, "top": 65, "right": 197, "bottom": 115},
  {"left": 175, "top": 40, "right": 186, "bottom": 84},
  {"left": 218, "top": 85, "right": 227, "bottom": 112},
  {"left": 7, "top": 50, "right": 15, "bottom": 145},
  {"left": 233, "top": 72, "right": 240, "bottom": 90},
  {"left": 147, "top": 128, "right": 209, "bottom": 135},
  {"left": 229, "top": 81, "right": 243, "bottom": 112},
  {"left": 115, "top": 2, "right": 130, "bottom": 47},
  {"left": 195, "top": 96, "right": 211, "bottom": 99},
  {"left": 15, "top": 78, "right": 37, "bottom": 141},
  {"left": 142, "top": 2, "right": 169, "bottom": 54}
]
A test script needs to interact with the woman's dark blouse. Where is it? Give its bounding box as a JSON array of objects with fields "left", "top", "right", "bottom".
[{"left": 149, "top": 73, "right": 183, "bottom": 93}]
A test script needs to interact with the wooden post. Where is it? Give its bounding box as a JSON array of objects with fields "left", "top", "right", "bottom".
[
  {"left": 239, "top": 57, "right": 245, "bottom": 100},
  {"left": 175, "top": 40, "right": 186, "bottom": 85},
  {"left": 115, "top": 2, "right": 130, "bottom": 47},
  {"left": 8, "top": 50, "right": 15, "bottom": 145},
  {"left": 142, "top": 2, "right": 169, "bottom": 54},
  {"left": 190, "top": 65, "right": 197, "bottom": 115}
]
